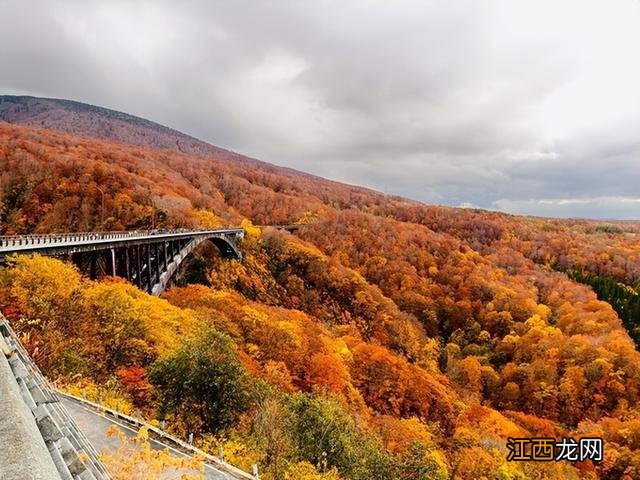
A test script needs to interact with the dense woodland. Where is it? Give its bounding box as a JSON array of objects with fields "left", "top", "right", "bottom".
[{"left": 2, "top": 122, "right": 640, "bottom": 479}]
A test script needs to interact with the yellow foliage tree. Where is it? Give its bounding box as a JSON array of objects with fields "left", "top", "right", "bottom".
[
  {"left": 193, "top": 209, "right": 223, "bottom": 229},
  {"left": 282, "top": 461, "right": 339, "bottom": 480},
  {"left": 241, "top": 218, "right": 262, "bottom": 238},
  {"left": 0, "top": 254, "right": 82, "bottom": 322},
  {"left": 102, "top": 425, "right": 205, "bottom": 480}
]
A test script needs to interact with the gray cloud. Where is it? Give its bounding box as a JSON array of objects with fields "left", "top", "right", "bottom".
[{"left": 1, "top": 0, "right": 639, "bottom": 219}]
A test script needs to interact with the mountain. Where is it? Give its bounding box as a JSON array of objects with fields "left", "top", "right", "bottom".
[
  {"left": 0, "top": 95, "right": 238, "bottom": 157},
  {"left": 0, "top": 94, "right": 353, "bottom": 183},
  {"left": 1, "top": 96, "right": 640, "bottom": 479}
]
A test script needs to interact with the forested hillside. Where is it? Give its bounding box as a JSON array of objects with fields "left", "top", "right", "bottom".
[{"left": 1, "top": 115, "right": 640, "bottom": 479}]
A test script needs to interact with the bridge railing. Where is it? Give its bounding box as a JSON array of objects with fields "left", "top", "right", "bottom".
[
  {"left": 0, "top": 231, "right": 139, "bottom": 247},
  {"left": 0, "top": 228, "right": 241, "bottom": 248}
]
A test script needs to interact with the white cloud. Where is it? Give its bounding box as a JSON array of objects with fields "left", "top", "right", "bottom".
[
  {"left": 1, "top": 0, "right": 639, "bottom": 219},
  {"left": 494, "top": 197, "right": 640, "bottom": 220}
]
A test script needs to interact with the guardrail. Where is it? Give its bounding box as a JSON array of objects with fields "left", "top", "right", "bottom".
[{"left": 58, "top": 391, "right": 258, "bottom": 480}]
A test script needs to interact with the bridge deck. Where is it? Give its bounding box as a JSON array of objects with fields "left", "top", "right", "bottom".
[
  {"left": 0, "top": 228, "right": 244, "bottom": 255},
  {"left": 0, "top": 227, "right": 245, "bottom": 296}
]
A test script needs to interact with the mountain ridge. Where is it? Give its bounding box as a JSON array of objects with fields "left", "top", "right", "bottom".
[
  {"left": 0, "top": 94, "right": 236, "bottom": 157},
  {"left": 0, "top": 94, "right": 379, "bottom": 192}
]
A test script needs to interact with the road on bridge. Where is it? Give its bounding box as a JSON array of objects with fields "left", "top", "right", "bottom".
[{"left": 61, "top": 396, "right": 239, "bottom": 480}]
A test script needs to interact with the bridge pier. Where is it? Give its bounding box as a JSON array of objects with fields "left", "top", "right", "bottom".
[
  {"left": 153, "top": 243, "right": 161, "bottom": 290},
  {"left": 125, "top": 247, "right": 130, "bottom": 280},
  {"left": 144, "top": 245, "right": 149, "bottom": 291},
  {"left": 163, "top": 242, "right": 168, "bottom": 270},
  {"left": 110, "top": 248, "right": 116, "bottom": 276},
  {"left": 135, "top": 245, "right": 142, "bottom": 289}
]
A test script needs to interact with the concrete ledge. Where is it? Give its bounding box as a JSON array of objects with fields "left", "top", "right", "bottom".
[{"left": 0, "top": 349, "right": 62, "bottom": 480}]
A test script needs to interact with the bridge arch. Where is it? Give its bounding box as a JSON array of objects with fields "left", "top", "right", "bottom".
[
  {"left": 207, "top": 236, "right": 243, "bottom": 261},
  {"left": 150, "top": 234, "right": 243, "bottom": 295}
]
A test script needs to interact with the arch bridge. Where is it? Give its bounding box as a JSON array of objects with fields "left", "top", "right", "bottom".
[{"left": 0, "top": 228, "right": 244, "bottom": 295}]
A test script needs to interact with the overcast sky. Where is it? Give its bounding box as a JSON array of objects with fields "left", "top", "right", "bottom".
[{"left": 1, "top": 0, "right": 639, "bottom": 219}]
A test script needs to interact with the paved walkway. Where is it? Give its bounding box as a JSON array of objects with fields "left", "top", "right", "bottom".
[{"left": 62, "top": 397, "right": 238, "bottom": 480}]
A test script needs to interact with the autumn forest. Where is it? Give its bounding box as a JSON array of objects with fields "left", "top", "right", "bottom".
[{"left": 1, "top": 116, "right": 640, "bottom": 480}]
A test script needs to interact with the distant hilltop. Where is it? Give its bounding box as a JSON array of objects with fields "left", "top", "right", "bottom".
[
  {"left": 0, "top": 94, "right": 337, "bottom": 181},
  {"left": 0, "top": 94, "right": 236, "bottom": 159}
]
